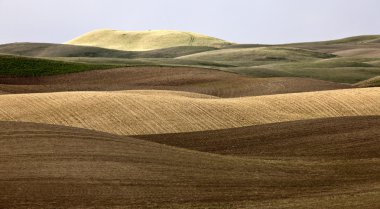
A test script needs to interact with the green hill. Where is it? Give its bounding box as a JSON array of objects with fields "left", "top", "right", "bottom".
[
  {"left": 66, "top": 29, "right": 233, "bottom": 51},
  {"left": 178, "top": 47, "right": 335, "bottom": 66},
  {"left": 0, "top": 43, "right": 217, "bottom": 58},
  {"left": 0, "top": 54, "right": 114, "bottom": 77}
]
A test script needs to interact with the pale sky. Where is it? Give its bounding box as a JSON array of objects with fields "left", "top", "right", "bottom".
[{"left": 1, "top": 0, "right": 380, "bottom": 44}]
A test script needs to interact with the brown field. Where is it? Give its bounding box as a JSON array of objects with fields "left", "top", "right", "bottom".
[
  {"left": 0, "top": 88, "right": 379, "bottom": 135},
  {"left": 1, "top": 120, "right": 379, "bottom": 209},
  {"left": 0, "top": 67, "right": 350, "bottom": 97},
  {"left": 136, "top": 116, "right": 380, "bottom": 159}
]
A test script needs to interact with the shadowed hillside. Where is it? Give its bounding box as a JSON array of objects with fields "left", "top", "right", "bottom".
[
  {"left": 0, "top": 67, "right": 350, "bottom": 97},
  {"left": 0, "top": 54, "right": 115, "bottom": 77}
]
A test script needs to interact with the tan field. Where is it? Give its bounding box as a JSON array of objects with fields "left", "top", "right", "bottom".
[
  {"left": 0, "top": 67, "right": 350, "bottom": 97},
  {"left": 0, "top": 88, "right": 379, "bottom": 135}
]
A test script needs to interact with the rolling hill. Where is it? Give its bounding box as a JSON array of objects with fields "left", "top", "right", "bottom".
[
  {"left": 136, "top": 116, "right": 380, "bottom": 159},
  {"left": 0, "top": 67, "right": 350, "bottom": 97},
  {"left": 0, "top": 88, "right": 378, "bottom": 135},
  {"left": 355, "top": 76, "right": 380, "bottom": 87},
  {"left": 288, "top": 35, "right": 380, "bottom": 46},
  {"left": 0, "top": 42, "right": 217, "bottom": 58},
  {"left": 66, "top": 29, "right": 233, "bottom": 51},
  {"left": 333, "top": 48, "right": 380, "bottom": 58},
  {"left": 1, "top": 120, "right": 379, "bottom": 208},
  {"left": 0, "top": 54, "right": 115, "bottom": 77},
  {"left": 178, "top": 46, "right": 335, "bottom": 66},
  {"left": 1, "top": 30, "right": 380, "bottom": 209},
  {"left": 286, "top": 35, "right": 380, "bottom": 57},
  {"left": 227, "top": 59, "right": 380, "bottom": 83}
]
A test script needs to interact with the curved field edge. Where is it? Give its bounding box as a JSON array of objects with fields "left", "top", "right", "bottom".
[
  {"left": 0, "top": 88, "right": 379, "bottom": 135},
  {"left": 1, "top": 121, "right": 379, "bottom": 209},
  {"left": 136, "top": 116, "right": 380, "bottom": 159},
  {"left": 355, "top": 76, "right": 380, "bottom": 87}
]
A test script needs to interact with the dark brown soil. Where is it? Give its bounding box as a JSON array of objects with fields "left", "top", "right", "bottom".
[
  {"left": 1, "top": 118, "right": 379, "bottom": 208},
  {"left": 136, "top": 116, "right": 380, "bottom": 159}
]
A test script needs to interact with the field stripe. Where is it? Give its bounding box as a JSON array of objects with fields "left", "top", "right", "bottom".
[{"left": 0, "top": 88, "right": 379, "bottom": 135}]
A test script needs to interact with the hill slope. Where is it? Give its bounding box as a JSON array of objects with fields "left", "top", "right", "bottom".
[
  {"left": 0, "top": 88, "right": 379, "bottom": 135},
  {"left": 66, "top": 29, "right": 233, "bottom": 51},
  {"left": 355, "top": 76, "right": 380, "bottom": 87},
  {"left": 178, "top": 47, "right": 335, "bottom": 66},
  {"left": 1, "top": 121, "right": 379, "bottom": 208},
  {"left": 0, "top": 67, "right": 350, "bottom": 97},
  {"left": 137, "top": 116, "right": 380, "bottom": 159},
  {"left": 0, "top": 54, "right": 115, "bottom": 77},
  {"left": 0, "top": 42, "right": 217, "bottom": 58}
]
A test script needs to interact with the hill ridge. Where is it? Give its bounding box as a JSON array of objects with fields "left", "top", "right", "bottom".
[
  {"left": 0, "top": 88, "right": 379, "bottom": 135},
  {"left": 66, "top": 29, "right": 234, "bottom": 51}
]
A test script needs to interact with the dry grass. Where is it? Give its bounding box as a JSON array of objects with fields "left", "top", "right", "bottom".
[
  {"left": 0, "top": 88, "right": 379, "bottom": 135},
  {"left": 178, "top": 47, "right": 334, "bottom": 63},
  {"left": 1, "top": 120, "right": 379, "bottom": 209},
  {"left": 66, "top": 29, "right": 233, "bottom": 51},
  {"left": 356, "top": 76, "right": 380, "bottom": 87},
  {"left": 334, "top": 48, "right": 380, "bottom": 58},
  {"left": 0, "top": 67, "right": 350, "bottom": 97}
]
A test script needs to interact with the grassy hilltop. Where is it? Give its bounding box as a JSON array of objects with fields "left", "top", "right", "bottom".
[{"left": 66, "top": 29, "right": 234, "bottom": 51}]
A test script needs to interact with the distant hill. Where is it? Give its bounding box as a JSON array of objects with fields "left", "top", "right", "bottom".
[
  {"left": 0, "top": 42, "right": 217, "bottom": 58},
  {"left": 287, "top": 35, "right": 380, "bottom": 46},
  {"left": 178, "top": 47, "right": 335, "bottom": 62},
  {"left": 66, "top": 29, "right": 234, "bottom": 51}
]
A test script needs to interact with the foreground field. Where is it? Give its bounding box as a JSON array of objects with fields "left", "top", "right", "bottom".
[
  {"left": 1, "top": 119, "right": 379, "bottom": 209},
  {"left": 0, "top": 67, "right": 350, "bottom": 97},
  {"left": 0, "top": 88, "right": 379, "bottom": 135}
]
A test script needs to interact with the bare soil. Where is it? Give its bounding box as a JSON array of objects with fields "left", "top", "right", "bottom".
[{"left": 1, "top": 120, "right": 379, "bottom": 209}]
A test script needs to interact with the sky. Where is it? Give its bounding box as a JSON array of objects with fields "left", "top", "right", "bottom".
[{"left": 1, "top": 0, "right": 380, "bottom": 44}]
